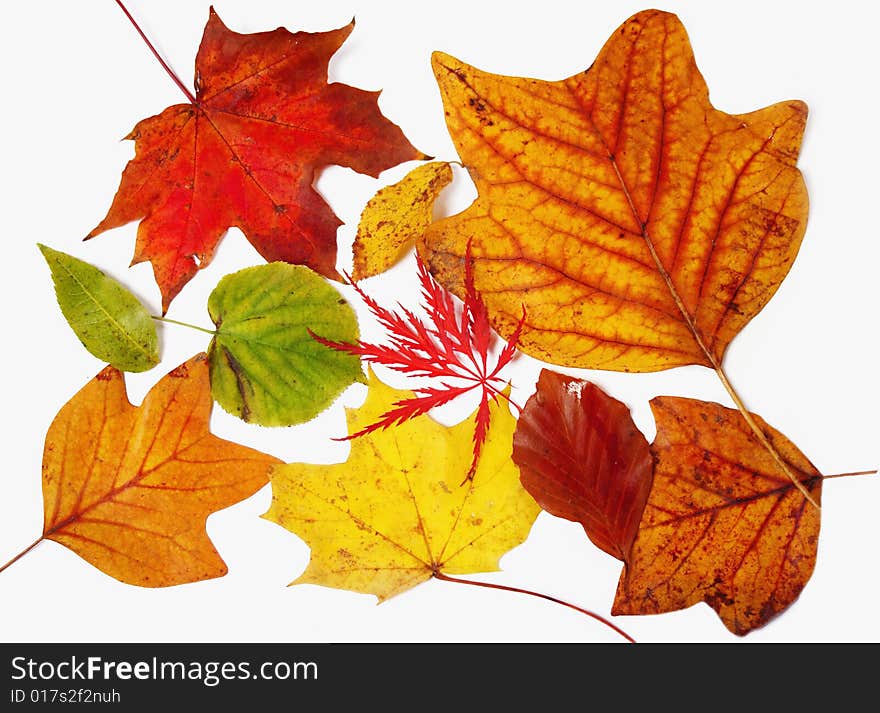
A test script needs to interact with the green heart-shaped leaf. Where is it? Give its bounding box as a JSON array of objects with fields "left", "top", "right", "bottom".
[{"left": 208, "top": 263, "right": 363, "bottom": 426}]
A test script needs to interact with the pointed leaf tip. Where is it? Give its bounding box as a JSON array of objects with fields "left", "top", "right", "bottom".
[
  {"left": 514, "top": 370, "right": 653, "bottom": 564},
  {"left": 353, "top": 161, "right": 453, "bottom": 281},
  {"left": 615, "top": 396, "right": 822, "bottom": 635},
  {"left": 264, "top": 371, "right": 539, "bottom": 600},
  {"left": 422, "top": 10, "right": 809, "bottom": 372}
]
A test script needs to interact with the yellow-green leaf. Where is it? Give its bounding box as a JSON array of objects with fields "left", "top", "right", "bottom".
[
  {"left": 207, "top": 262, "right": 363, "bottom": 426},
  {"left": 38, "top": 244, "right": 158, "bottom": 372}
]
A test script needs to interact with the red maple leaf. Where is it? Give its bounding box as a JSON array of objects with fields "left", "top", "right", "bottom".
[
  {"left": 89, "top": 4, "right": 424, "bottom": 311},
  {"left": 314, "top": 252, "right": 525, "bottom": 480}
]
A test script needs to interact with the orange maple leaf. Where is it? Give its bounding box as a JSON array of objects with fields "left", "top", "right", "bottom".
[
  {"left": 34, "top": 354, "right": 281, "bottom": 587},
  {"left": 90, "top": 7, "right": 424, "bottom": 311},
  {"left": 612, "top": 397, "right": 821, "bottom": 635}
]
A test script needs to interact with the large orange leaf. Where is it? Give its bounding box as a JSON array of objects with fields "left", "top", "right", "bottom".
[
  {"left": 612, "top": 396, "right": 821, "bottom": 635},
  {"left": 421, "top": 9, "right": 807, "bottom": 372},
  {"left": 89, "top": 8, "right": 424, "bottom": 311},
  {"left": 40, "top": 354, "right": 281, "bottom": 587}
]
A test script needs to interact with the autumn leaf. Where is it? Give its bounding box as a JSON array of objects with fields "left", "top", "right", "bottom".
[
  {"left": 314, "top": 251, "right": 523, "bottom": 479},
  {"left": 513, "top": 370, "right": 653, "bottom": 564},
  {"left": 207, "top": 262, "right": 363, "bottom": 427},
  {"left": 421, "top": 9, "right": 807, "bottom": 373},
  {"left": 612, "top": 396, "right": 822, "bottom": 635},
  {"left": 89, "top": 7, "right": 425, "bottom": 311},
  {"left": 36, "top": 354, "right": 281, "bottom": 587},
  {"left": 264, "top": 369, "right": 540, "bottom": 600},
  {"left": 422, "top": 8, "right": 816, "bottom": 506},
  {"left": 39, "top": 244, "right": 158, "bottom": 372},
  {"left": 352, "top": 161, "right": 453, "bottom": 281}
]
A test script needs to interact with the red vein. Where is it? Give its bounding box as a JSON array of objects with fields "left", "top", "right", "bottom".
[{"left": 591, "top": 108, "right": 819, "bottom": 508}]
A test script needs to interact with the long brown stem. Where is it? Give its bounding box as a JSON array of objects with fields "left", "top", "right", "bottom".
[
  {"left": 114, "top": 0, "right": 197, "bottom": 105},
  {"left": 711, "top": 363, "right": 819, "bottom": 508},
  {"left": 606, "top": 159, "right": 820, "bottom": 511},
  {"left": 822, "top": 469, "right": 876, "bottom": 481},
  {"left": 0, "top": 537, "right": 45, "bottom": 577},
  {"left": 433, "top": 571, "right": 635, "bottom": 643}
]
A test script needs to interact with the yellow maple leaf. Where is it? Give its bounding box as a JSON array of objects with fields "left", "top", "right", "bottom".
[{"left": 264, "top": 369, "right": 540, "bottom": 601}]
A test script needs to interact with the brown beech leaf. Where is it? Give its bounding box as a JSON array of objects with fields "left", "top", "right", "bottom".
[
  {"left": 512, "top": 369, "right": 652, "bottom": 563},
  {"left": 40, "top": 354, "right": 281, "bottom": 587},
  {"left": 89, "top": 8, "right": 424, "bottom": 311},
  {"left": 422, "top": 9, "right": 807, "bottom": 372},
  {"left": 612, "top": 396, "right": 822, "bottom": 635}
]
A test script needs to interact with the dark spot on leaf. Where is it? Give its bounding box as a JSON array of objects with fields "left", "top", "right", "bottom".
[
  {"left": 169, "top": 363, "right": 190, "bottom": 378},
  {"left": 222, "top": 346, "right": 251, "bottom": 421}
]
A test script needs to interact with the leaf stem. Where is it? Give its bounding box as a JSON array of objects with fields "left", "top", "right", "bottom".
[
  {"left": 151, "top": 315, "right": 216, "bottom": 336},
  {"left": 822, "top": 469, "right": 876, "bottom": 480},
  {"left": 433, "top": 571, "right": 636, "bottom": 643},
  {"left": 605, "top": 154, "right": 820, "bottom": 511},
  {"left": 0, "top": 537, "right": 45, "bottom": 577},
  {"left": 711, "top": 364, "right": 819, "bottom": 508},
  {"left": 114, "top": 0, "right": 197, "bottom": 105}
]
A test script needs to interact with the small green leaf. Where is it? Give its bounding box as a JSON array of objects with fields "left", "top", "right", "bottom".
[
  {"left": 38, "top": 244, "right": 159, "bottom": 372},
  {"left": 208, "top": 263, "right": 363, "bottom": 426}
]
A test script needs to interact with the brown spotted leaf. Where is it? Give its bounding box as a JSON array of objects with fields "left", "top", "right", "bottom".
[
  {"left": 40, "top": 354, "right": 281, "bottom": 587},
  {"left": 352, "top": 161, "right": 453, "bottom": 281},
  {"left": 513, "top": 369, "right": 652, "bottom": 563},
  {"left": 612, "top": 396, "right": 822, "bottom": 635}
]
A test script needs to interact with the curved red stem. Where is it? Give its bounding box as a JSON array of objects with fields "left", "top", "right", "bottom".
[{"left": 433, "top": 571, "right": 635, "bottom": 643}]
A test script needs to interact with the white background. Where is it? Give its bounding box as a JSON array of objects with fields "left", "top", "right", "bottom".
[{"left": 0, "top": 0, "right": 877, "bottom": 644}]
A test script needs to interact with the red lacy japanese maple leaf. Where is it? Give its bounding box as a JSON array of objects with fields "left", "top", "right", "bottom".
[
  {"left": 89, "top": 6, "right": 424, "bottom": 311},
  {"left": 314, "top": 254, "right": 525, "bottom": 479}
]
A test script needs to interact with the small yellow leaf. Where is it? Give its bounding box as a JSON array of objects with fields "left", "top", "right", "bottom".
[
  {"left": 352, "top": 162, "right": 453, "bottom": 281},
  {"left": 264, "top": 369, "right": 540, "bottom": 601}
]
